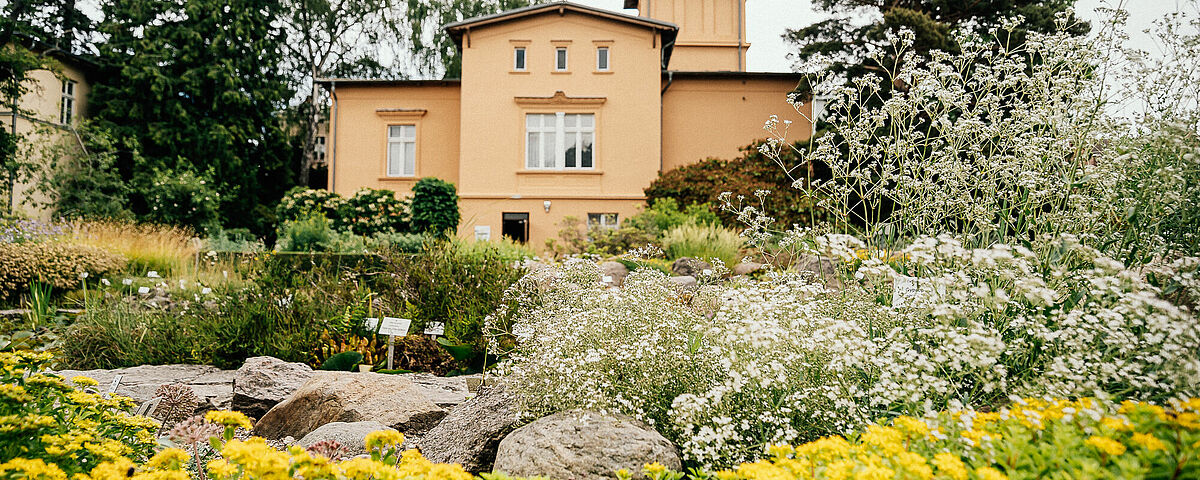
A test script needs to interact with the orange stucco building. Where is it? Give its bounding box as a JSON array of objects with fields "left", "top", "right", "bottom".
[{"left": 319, "top": 0, "right": 811, "bottom": 247}]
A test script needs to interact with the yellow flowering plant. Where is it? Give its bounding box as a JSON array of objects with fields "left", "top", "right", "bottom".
[
  {"left": 0, "top": 351, "right": 159, "bottom": 477},
  {"left": 669, "top": 397, "right": 1200, "bottom": 480}
]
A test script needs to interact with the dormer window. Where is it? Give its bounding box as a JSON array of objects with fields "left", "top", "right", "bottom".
[
  {"left": 555, "top": 47, "right": 568, "bottom": 71},
  {"left": 596, "top": 47, "right": 609, "bottom": 71},
  {"left": 514, "top": 47, "right": 527, "bottom": 71}
]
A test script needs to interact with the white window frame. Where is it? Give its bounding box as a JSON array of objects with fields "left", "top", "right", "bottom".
[
  {"left": 60, "top": 79, "right": 76, "bottom": 125},
  {"left": 596, "top": 47, "right": 610, "bottom": 71},
  {"left": 555, "top": 47, "right": 568, "bottom": 71},
  {"left": 525, "top": 112, "right": 595, "bottom": 170},
  {"left": 514, "top": 47, "right": 527, "bottom": 71},
  {"left": 588, "top": 213, "right": 619, "bottom": 230},
  {"left": 386, "top": 125, "right": 416, "bottom": 177}
]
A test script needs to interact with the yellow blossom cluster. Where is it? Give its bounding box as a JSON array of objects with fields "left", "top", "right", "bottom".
[{"left": 703, "top": 397, "right": 1200, "bottom": 480}]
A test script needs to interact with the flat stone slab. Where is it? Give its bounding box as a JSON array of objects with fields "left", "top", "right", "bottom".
[
  {"left": 402, "top": 373, "right": 471, "bottom": 407},
  {"left": 54, "top": 364, "right": 235, "bottom": 412}
]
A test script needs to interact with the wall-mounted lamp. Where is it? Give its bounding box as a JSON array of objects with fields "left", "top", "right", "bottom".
[{"left": 543, "top": 200, "right": 552, "bottom": 213}]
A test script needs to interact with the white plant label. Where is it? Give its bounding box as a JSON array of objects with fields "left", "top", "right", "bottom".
[
  {"left": 424, "top": 322, "right": 445, "bottom": 336},
  {"left": 892, "top": 275, "right": 921, "bottom": 308},
  {"left": 602, "top": 275, "right": 614, "bottom": 284},
  {"left": 364, "top": 317, "right": 411, "bottom": 336}
]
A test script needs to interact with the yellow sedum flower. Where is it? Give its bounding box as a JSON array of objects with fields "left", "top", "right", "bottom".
[
  {"left": 364, "top": 429, "right": 405, "bottom": 451},
  {"left": 71, "top": 376, "right": 100, "bottom": 387},
  {"left": 0, "top": 458, "right": 68, "bottom": 480},
  {"left": 206, "top": 459, "right": 239, "bottom": 479},
  {"left": 975, "top": 467, "right": 1007, "bottom": 480},
  {"left": 932, "top": 453, "right": 967, "bottom": 480},
  {"left": 1131, "top": 432, "right": 1167, "bottom": 451},
  {"left": 144, "top": 449, "right": 189, "bottom": 470},
  {"left": 205, "top": 410, "right": 253, "bottom": 430},
  {"left": 1085, "top": 436, "right": 1127, "bottom": 456}
]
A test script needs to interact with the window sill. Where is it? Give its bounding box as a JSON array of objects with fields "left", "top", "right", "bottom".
[
  {"left": 378, "top": 176, "right": 417, "bottom": 181},
  {"left": 593, "top": 70, "right": 613, "bottom": 75},
  {"left": 510, "top": 70, "right": 530, "bottom": 75},
  {"left": 551, "top": 71, "right": 571, "bottom": 75},
  {"left": 517, "top": 169, "right": 602, "bottom": 175}
]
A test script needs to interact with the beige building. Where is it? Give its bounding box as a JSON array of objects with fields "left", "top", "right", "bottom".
[
  {"left": 320, "top": 0, "right": 811, "bottom": 247},
  {"left": 1, "top": 41, "right": 94, "bottom": 217}
]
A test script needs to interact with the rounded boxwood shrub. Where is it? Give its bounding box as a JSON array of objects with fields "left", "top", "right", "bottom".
[{"left": 410, "top": 178, "right": 460, "bottom": 237}]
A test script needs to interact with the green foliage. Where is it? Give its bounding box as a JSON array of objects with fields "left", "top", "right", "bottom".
[
  {"left": 409, "top": 178, "right": 460, "bottom": 237},
  {"left": 388, "top": 241, "right": 525, "bottom": 365},
  {"left": 646, "top": 143, "right": 827, "bottom": 230},
  {"left": 0, "top": 351, "right": 160, "bottom": 475},
  {"left": 142, "top": 169, "right": 221, "bottom": 235},
  {"left": 0, "top": 242, "right": 125, "bottom": 300},
  {"left": 340, "top": 188, "right": 410, "bottom": 236},
  {"left": 784, "top": 0, "right": 1086, "bottom": 87},
  {"left": 90, "top": 0, "right": 297, "bottom": 235},
  {"left": 661, "top": 223, "right": 744, "bottom": 268},
  {"left": 319, "top": 351, "right": 363, "bottom": 371},
  {"left": 276, "top": 213, "right": 337, "bottom": 252},
  {"left": 404, "top": 0, "right": 532, "bottom": 79},
  {"left": 35, "top": 124, "right": 134, "bottom": 221},
  {"left": 545, "top": 199, "right": 725, "bottom": 258},
  {"left": 275, "top": 187, "right": 344, "bottom": 225}
]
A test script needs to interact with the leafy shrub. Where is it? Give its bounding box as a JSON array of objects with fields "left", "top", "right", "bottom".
[
  {"left": 204, "top": 228, "right": 265, "bottom": 252},
  {"left": 491, "top": 234, "right": 1200, "bottom": 467},
  {"left": 340, "top": 188, "right": 410, "bottom": 236},
  {"left": 275, "top": 187, "right": 345, "bottom": 224},
  {"left": 276, "top": 214, "right": 337, "bottom": 252},
  {"left": 320, "top": 351, "right": 363, "bottom": 371},
  {"left": 645, "top": 142, "right": 827, "bottom": 230},
  {"left": 372, "top": 232, "right": 430, "bottom": 254},
  {"left": 545, "top": 200, "right": 718, "bottom": 257},
  {"left": 67, "top": 219, "right": 200, "bottom": 276},
  {"left": 390, "top": 241, "right": 525, "bottom": 365},
  {"left": 410, "top": 178, "right": 460, "bottom": 236},
  {"left": 451, "top": 236, "right": 536, "bottom": 264},
  {"left": 683, "top": 397, "right": 1200, "bottom": 479},
  {"left": 0, "top": 351, "right": 160, "bottom": 475},
  {"left": 142, "top": 168, "right": 221, "bottom": 234},
  {"left": 661, "top": 223, "right": 743, "bottom": 267},
  {"left": 0, "top": 242, "right": 125, "bottom": 300}
]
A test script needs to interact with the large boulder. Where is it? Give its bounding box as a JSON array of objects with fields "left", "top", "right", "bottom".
[
  {"left": 492, "top": 410, "right": 681, "bottom": 480},
  {"left": 419, "top": 384, "right": 520, "bottom": 472},
  {"left": 232, "top": 356, "right": 313, "bottom": 420},
  {"left": 297, "top": 421, "right": 395, "bottom": 458},
  {"left": 55, "top": 364, "right": 234, "bottom": 412},
  {"left": 254, "top": 371, "right": 445, "bottom": 440},
  {"left": 732, "top": 261, "right": 766, "bottom": 277},
  {"left": 598, "top": 261, "right": 630, "bottom": 287},
  {"left": 403, "top": 373, "right": 470, "bottom": 408},
  {"left": 794, "top": 254, "right": 841, "bottom": 289},
  {"left": 670, "top": 257, "right": 712, "bottom": 277}
]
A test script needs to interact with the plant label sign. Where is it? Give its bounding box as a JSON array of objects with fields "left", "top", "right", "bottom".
[
  {"left": 364, "top": 317, "right": 411, "bottom": 337},
  {"left": 893, "top": 275, "right": 920, "bottom": 308},
  {"left": 602, "top": 275, "right": 614, "bottom": 284},
  {"left": 424, "top": 322, "right": 445, "bottom": 336}
]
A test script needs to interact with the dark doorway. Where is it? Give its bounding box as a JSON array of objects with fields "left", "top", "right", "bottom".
[{"left": 502, "top": 212, "right": 529, "bottom": 243}]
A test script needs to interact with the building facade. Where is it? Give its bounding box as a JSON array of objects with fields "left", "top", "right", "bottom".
[
  {"left": 320, "top": 0, "right": 811, "bottom": 247},
  {"left": 1, "top": 41, "right": 94, "bottom": 217}
]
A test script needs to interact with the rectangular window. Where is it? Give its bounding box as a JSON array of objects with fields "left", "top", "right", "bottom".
[
  {"left": 596, "top": 47, "right": 609, "bottom": 71},
  {"left": 514, "top": 47, "right": 526, "bottom": 71},
  {"left": 555, "top": 47, "right": 568, "bottom": 71},
  {"left": 315, "top": 135, "right": 326, "bottom": 163},
  {"left": 526, "top": 113, "right": 594, "bottom": 170},
  {"left": 60, "top": 79, "right": 76, "bottom": 125},
  {"left": 587, "top": 213, "right": 619, "bottom": 229},
  {"left": 386, "top": 125, "right": 416, "bottom": 177}
]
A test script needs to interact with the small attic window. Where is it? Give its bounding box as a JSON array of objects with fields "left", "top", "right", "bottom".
[
  {"left": 514, "top": 47, "right": 527, "bottom": 71},
  {"left": 597, "top": 47, "right": 610, "bottom": 71},
  {"left": 555, "top": 47, "right": 568, "bottom": 71}
]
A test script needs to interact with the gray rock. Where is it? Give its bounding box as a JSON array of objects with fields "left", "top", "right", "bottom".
[
  {"left": 732, "top": 261, "right": 766, "bottom": 276},
  {"left": 232, "top": 356, "right": 313, "bottom": 420},
  {"left": 419, "top": 384, "right": 520, "bottom": 473},
  {"left": 669, "top": 275, "right": 697, "bottom": 288},
  {"left": 403, "top": 373, "right": 469, "bottom": 407},
  {"left": 298, "top": 421, "right": 395, "bottom": 457},
  {"left": 670, "top": 257, "right": 712, "bottom": 277},
  {"left": 55, "top": 364, "right": 234, "bottom": 413},
  {"left": 254, "top": 371, "right": 445, "bottom": 440},
  {"left": 493, "top": 410, "right": 681, "bottom": 480},
  {"left": 598, "top": 261, "right": 630, "bottom": 287},
  {"left": 794, "top": 254, "right": 841, "bottom": 288}
]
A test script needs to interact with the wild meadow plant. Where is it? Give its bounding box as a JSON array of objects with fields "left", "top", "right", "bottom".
[{"left": 490, "top": 9, "right": 1200, "bottom": 469}]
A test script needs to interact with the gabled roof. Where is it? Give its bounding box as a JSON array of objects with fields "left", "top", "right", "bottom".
[{"left": 444, "top": 2, "right": 677, "bottom": 61}]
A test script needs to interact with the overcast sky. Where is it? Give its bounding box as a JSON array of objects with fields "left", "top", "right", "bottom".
[{"left": 574, "top": 0, "right": 1190, "bottom": 72}]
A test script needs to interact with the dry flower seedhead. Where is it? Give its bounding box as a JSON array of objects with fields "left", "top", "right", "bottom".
[
  {"left": 167, "top": 414, "right": 222, "bottom": 445},
  {"left": 305, "top": 439, "right": 348, "bottom": 461},
  {"left": 152, "top": 383, "right": 200, "bottom": 431}
]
